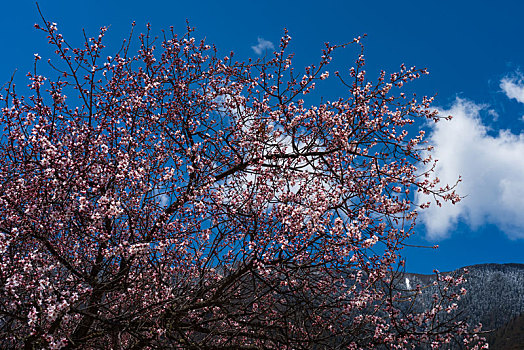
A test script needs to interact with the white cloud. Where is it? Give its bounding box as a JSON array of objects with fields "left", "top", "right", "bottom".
[
  {"left": 487, "top": 109, "right": 499, "bottom": 121},
  {"left": 251, "top": 37, "right": 274, "bottom": 55},
  {"left": 417, "top": 98, "right": 524, "bottom": 240},
  {"left": 500, "top": 75, "right": 524, "bottom": 104}
]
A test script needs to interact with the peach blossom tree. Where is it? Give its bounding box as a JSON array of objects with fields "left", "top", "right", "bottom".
[{"left": 0, "top": 17, "right": 485, "bottom": 350}]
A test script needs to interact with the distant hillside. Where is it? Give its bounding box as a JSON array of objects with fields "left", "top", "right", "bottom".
[
  {"left": 488, "top": 312, "right": 524, "bottom": 349},
  {"left": 458, "top": 263, "right": 524, "bottom": 331},
  {"left": 403, "top": 263, "right": 524, "bottom": 348}
]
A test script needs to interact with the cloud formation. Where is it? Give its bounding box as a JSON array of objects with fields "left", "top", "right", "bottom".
[
  {"left": 500, "top": 75, "right": 524, "bottom": 104},
  {"left": 417, "top": 98, "right": 524, "bottom": 240},
  {"left": 251, "top": 37, "right": 274, "bottom": 55}
]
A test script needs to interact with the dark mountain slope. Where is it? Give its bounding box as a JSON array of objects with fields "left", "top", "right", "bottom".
[
  {"left": 403, "top": 263, "right": 524, "bottom": 332},
  {"left": 487, "top": 312, "right": 524, "bottom": 350}
]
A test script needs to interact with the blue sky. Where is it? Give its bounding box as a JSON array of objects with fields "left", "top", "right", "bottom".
[{"left": 2, "top": 0, "right": 524, "bottom": 274}]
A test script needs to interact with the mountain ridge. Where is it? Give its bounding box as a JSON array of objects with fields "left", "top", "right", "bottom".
[{"left": 403, "top": 262, "right": 524, "bottom": 348}]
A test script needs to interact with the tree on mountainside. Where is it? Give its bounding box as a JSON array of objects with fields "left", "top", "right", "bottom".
[{"left": 0, "top": 14, "right": 486, "bottom": 349}]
